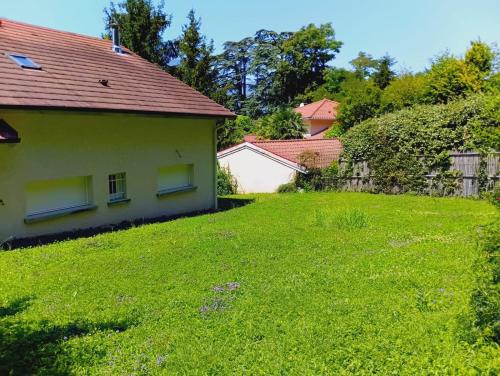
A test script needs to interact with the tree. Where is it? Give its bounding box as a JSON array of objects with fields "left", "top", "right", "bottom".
[
  {"left": 275, "top": 23, "right": 342, "bottom": 105},
  {"left": 380, "top": 73, "right": 427, "bottom": 112},
  {"left": 424, "top": 53, "right": 477, "bottom": 104},
  {"left": 255, "top": 108, "right": 305, "bottom": 140},
  {"left": 373, "top": 54, "right": 396, "bottom": 89},
  {"left": 465, "top": 41, "right": 495, "bottom": 77},
  {"left": 104, "top": 0, "right": 173, "bottom": 66},
  {"left": 337, "top": 77, "right": 381, "bottom": 130},
  {"left": 217, "top": 37, "right": 255, "bottom": 113},
  {"left": 216, "top": 115, "right": 255, "bottom": 151},
  {"left": 248, "top": 30, "right": 292, "bottom": 115},
  {"left": 175, "top": 10, "right": 217, "bottom": 96},
  {"left": 350, "top": 52, "right": 378, "bottom": 79}
]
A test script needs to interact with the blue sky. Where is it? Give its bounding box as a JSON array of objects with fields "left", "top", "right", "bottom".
[{"left": 1, "top": 0, "right": 499, "bottom": 72}]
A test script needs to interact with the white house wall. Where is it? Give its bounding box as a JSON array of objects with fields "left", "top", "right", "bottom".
[
  {"left": 218, "top": 147, "right": 297, "bottom": 193},
  {"left": 0, "top": 109, "right": 217, "bottom": 240}
]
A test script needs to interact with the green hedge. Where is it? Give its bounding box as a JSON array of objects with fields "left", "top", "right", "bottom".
[
  {"left": 341, "top": 94, "right": 500, "bottom": 194},
  {"left": 470, "top": 217, "right": 500, "bottom": 343}
]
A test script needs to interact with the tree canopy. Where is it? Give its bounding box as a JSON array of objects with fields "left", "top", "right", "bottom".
[{"left": 104, "top": 0, "right": 173, "bottom": 66}]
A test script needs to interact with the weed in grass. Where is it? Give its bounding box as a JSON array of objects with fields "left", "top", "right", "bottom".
[
  {"left": 313, "top": 208, "right": 369, "bottom": 230},
  {"left": 201, "top": 282, "right": 241, "bottom": 315},
  {"left": 334, "top": 208, "right": 369, "bottom": 229}
]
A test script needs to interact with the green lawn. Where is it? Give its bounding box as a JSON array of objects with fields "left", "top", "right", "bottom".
[{"left": 0, "top": 193, "right": 498, "bottom": 375}]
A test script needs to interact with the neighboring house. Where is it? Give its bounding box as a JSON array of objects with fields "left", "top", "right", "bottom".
[
  {"left": 294, "top": 98, "right": 339, "bottom": 138},
  {"left": 218, "top": 138, "right": 343, "bottom": 193},
  {"left": 0, "top": 19, "right": 234, "bottom": 241}
]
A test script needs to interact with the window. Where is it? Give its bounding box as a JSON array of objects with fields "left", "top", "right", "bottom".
[
  {"left": 26, "top": 176, "right": 92, "bottom": 216},
  {"left": 8, "top": 53, "right": 41, "bottom": 70},
  {"left": 108, "top": 173, "right": 127, "bottom": 202},
  {"left": 157, "top": 164, "right": 195, "bottom": 195}
]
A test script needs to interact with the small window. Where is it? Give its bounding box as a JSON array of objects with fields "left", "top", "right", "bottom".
[
  {"left": 8, "top": 53, "right": 41, "bottom": 70},
  {"left": 108, "top": 173, "right": 127, "bottom": 202}
]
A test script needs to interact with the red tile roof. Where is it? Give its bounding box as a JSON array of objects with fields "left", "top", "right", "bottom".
[
  {"left": 243, "top": 134, "right": 258, "bottom": 142},
  {"left": 251, "top": 138, "right": 342, "bottom": 168},
  {"left": 308, "top": 128, "right": 330, "bottom": 139},
  {"left": 0, "top": 19, "right": 234, "bottom": 118},
  {"left": 294, "top": 99, "right": 339, "bottom": 120}
]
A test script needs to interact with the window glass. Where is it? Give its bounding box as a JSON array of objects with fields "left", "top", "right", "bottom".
[
  {"left": 109, "top": 173, "right": 127, "bottom": 202},
  {"left": 9, "top": 54, "right": 41, "bottom": 69}
]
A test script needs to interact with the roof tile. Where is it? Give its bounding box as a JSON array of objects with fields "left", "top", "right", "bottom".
[
  {"left": 294, "top": 99, "right": 339, "bottom": 120},
  {"left": 0, "top": 19, "right": 234, "bottom": 118},
  {"left": 251, "top": 138, "right": 343, "bottom": 168}
]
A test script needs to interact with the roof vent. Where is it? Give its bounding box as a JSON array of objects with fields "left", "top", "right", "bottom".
[
  {"left": 299, "top": 103, "right": 305, "bottom": 107},
  {"left": 99, "top": 79, "right": 109, "bottom": 87},
  {"left": 111, "top": 23, "right": 123, "bottom": 54}
]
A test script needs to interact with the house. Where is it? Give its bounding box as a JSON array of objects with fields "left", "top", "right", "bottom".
[
  {"left": 217, "top": 138, "right": 343, "bottom": 193},
  {"left": 294, "top": 98, "right": 339, "bottom": 138},
  {"left": 0, "top": 19, "right": 234, "bottom": 242}
]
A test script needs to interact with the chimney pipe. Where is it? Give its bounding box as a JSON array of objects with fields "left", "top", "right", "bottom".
[{"left": 111, "top": 22, "right": 122, "bottom": 54}]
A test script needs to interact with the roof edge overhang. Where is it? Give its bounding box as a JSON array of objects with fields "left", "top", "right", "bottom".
[
  {"left": 217, "top": 142, "right": 306, "bottom": 173},
  {"left": 0, "top": 105, "right": 236, "bottom": 120},
  {"left": 0, "top": 118, "right": 20, "bottom": 144},
  {"left": 0, "top": 137, "right": 21, "bottom": 144}
]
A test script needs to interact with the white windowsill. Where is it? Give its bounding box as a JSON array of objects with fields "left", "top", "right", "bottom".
[
  {"left": 24, "top": 204, "right": 98, "bottom": 224},
  {"left": 156, "top": 185, "right": 197, "bottom": 198}
]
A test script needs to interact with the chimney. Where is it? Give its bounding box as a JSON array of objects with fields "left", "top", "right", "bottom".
[{"left": 111, "top": 22, "right": 122, "bottom": 54}]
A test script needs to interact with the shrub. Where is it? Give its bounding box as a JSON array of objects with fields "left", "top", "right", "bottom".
[
  {"left": 469, "top": 219, "right": 500, "bottom": 343},
  {"left": 255, "top": 108, "right": 306, "bottom": 140},
  {"left": 276, "top": 182, "right": 297, "bottom": 193},
  {"left": 341, "top": 94, "right": 500, "bottom": 194},
  {"left": 217, "top": 165, "right": 238, "bottom": 195}
]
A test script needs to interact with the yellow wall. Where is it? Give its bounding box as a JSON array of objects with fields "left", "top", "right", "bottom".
[
  {"left": 0, "top": 109, "right": 217, "bottom": 241},
  {"left": 303, "top": 119, "right": 332, "bottom": 136}
]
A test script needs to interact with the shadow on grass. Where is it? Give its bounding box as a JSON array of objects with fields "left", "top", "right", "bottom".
[
  {"left": 2, "top": 197, "right": 255, "bottom": 251},
  {"left": 0, "top": 297, "right": 134, "bottom": 375}
]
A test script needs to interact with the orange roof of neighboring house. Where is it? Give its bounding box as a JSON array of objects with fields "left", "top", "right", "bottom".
[
  {"left": 0, "top": 19, "right": 234, "bottom": 118},
  {"left": 251, "top": 138, "right": 343, "bottom": 168},
  {"left": 243, "top": 134, "right": 258, "bottom": 142},
  {"left": 294, "top": 98, "right": 339, "bottom": 121},
  {"left": 308, "top": 128, "right": 331, "bottom": 139}
]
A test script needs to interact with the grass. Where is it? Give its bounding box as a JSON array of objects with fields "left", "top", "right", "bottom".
[{"left": 0, "top": 192, "right": 498, "bottom": 375}]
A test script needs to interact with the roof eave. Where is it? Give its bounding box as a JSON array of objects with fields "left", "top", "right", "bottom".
[
  {"left": 0, "top": 104, "right": 236, "bottom": 120},
  {"left": 0, "top": 137, "right": 21, "bottom": 144}
]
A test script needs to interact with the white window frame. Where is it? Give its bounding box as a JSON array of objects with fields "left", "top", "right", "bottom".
[{"left": 108, "top": 172, "right": 127, "bottom": 202}]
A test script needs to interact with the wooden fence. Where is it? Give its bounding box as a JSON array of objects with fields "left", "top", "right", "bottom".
[{"left": 339, "top": 152, "right": 500, "bottom": 197}]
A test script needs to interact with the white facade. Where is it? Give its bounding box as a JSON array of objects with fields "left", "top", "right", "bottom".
[
  {"left": 0, "top": 109, "right": 218, "bottom": 241},
  {"left": 218, "top": 143, "right": 304, "bottom": 193}
]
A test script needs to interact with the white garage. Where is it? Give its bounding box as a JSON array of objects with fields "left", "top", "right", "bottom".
[{"left": 217, "top": 138, "right": 343, "bottom": 193}]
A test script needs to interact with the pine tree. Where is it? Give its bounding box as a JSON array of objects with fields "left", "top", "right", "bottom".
[{"left": 175, "top": 10, "right": 217, "bottom": 96}]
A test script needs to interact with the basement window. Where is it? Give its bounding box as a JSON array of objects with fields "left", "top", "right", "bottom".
[
  {"left": 157, "top": 164, "right": 196, "bottom": 197},
  {"left": 24, "top": 176, "right": 96, "bottom": 223},
  {"left": 108, "top": 172, "right": 129, "bottom": 204},
  {"left": 8, "top": 53, "right": 41, "bottom": 70}
]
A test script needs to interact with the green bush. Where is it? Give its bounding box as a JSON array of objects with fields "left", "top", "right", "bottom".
[
  {"left": 276, "top": 182, "right": 297, "bottom": 193},
  {"left": 341, "top": 94, "right": 500, "bottom": 194},
  {"left": 470, "top": 219, "right": 500, "bottom": 343},
  {"left": 217, "top": 165, "right": 238, "bottom": 196}
]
